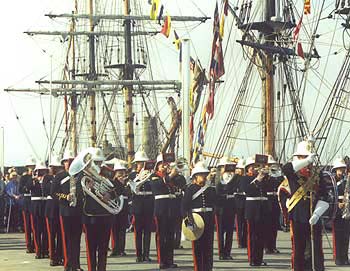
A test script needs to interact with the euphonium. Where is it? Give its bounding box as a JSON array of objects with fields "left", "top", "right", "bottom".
[{"left": 69, "top": 151, "right": 124, "bottom": 215}]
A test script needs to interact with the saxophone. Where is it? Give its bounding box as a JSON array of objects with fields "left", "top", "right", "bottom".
[{"left": 342, "top": 174, "right": 350, "bottom": 220}]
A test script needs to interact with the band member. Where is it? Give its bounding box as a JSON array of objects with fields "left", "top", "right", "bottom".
[
  {"left": 243, "top": 156, "right": 269, "bottom": 266},
  {"left": 215, "top": 157, "right": 238, "bottom": 260},
  {"left": 169, "top": 159, "right": 187, "bottom": 250},
  {"left": 282, "top": 140, "right": 329, "bottom": 271},
  {"left": 110, "top": 160, "right": 130, "bottom": 257},
  {"left": 129, "top": 150, "right": 154, "bottom": 263},
  {"left": 77, "top": 147, "right": 121, "bottom": 271},
  {"left": 150, "top": 153, "right": 178, "bottom": 269},
  {"left": 30, "top": 161, "right": 49, "bottom": 259},
  {"left": 235, "top": 159, "right": 247, "bottom": 249},
  {"left": 182, "top": 161, "right": 216, "bottom": 271},
  {"left": 19, "top": 157, "right": 36, "bottom": 253},
  {"left": 264, "top": 155, "right": 283, "bottom": 254},
  {"left": 44, "top": 155, "right": 63, "bottom": 266},
  {"left": 331, "top": 158, "right": 350, "bottom": 265},
  {"left": 51, "top": 150, "right": 83, "bottom": 271}
]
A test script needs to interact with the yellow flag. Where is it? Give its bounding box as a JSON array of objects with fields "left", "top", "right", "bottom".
[
  {"left": 150, "top": 0, "right": 160, "bottom": 20},
  {"left": 219, "top": 14, "right": 225, "bottom": 38}
]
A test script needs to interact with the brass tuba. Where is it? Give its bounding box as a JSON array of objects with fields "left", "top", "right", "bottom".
[{"left": 69, "top": 151, "right": 124, "bottom": 215}]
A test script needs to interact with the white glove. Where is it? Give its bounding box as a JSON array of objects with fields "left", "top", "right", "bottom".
[
  {"left": 286, "top": 198, "right": 290, "bottom": 209},
  {"left": 309, "top": 214, "right": 320, "bottom": 225},
  {"left": 292, "top": 153, "right": 316, "bottom": 172},
  {"left": 309, "top": 200, "right": 329, "bottom": 225}
]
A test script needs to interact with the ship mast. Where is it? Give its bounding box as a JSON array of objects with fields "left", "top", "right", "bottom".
[
  {"left": 89, "top": 0, "right": 97, "bottom": 147},
  {"left": 263, "top": 0, "right": 275, "bottom": 157},
  {"left": 124, "top": 0, "right": 134, "bottom": 166}
]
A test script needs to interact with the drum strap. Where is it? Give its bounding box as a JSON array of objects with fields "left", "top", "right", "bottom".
[
  {"left": 192, "top": 184, "right": 209, "bottom": 201},
  {"left": 287, "top": 178, "right": 315, "bottom": 213}
]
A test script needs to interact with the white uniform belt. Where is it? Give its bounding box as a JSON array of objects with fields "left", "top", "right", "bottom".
[
  {"left": 234, "top": 192, "right": 246, "bottom": 196},
  {"left": 122, "top": 196, "right": 128, "bottom": 200},
  {"left": 192, "top": 207, "right": 213, "bottom": 212},
  {"left": 46, "top": 196, "right": 53, "bottom": 200},
  {"left": 23, "top": 193, "right": 31, "bottom": 197},
  {"left": 246, "top": 197, "right": 268, "bottom": 201},
  {"left": 338, "top": 195, "right": 349, "bottom": 200},
  {"left": 61, "top": 176, "right": 70, "bottom": 185},
  {"left": 175, "top": 192, "right": 182, "bottom": 196},
  {"left": 136, "top": 191, "right": 153, "bottom": 196},
  {"left": 31, "top": 196, "right": 47, "bottom": 201},
  {"left": 128, "top": 201, "right": 133, "bottom": 205},
  {"left": 267, "top": 192, "right": 278, "bottom": 196},
  {"left": 155, "top": 194, "right": 176, "bottom": 200},
  {"left": 226, "top": 194, "right": 235, "bottom": 199}
]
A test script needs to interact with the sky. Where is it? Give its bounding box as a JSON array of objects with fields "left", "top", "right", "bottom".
[{"left": 0, "top": 0, "right": 345, "bottom": 167}]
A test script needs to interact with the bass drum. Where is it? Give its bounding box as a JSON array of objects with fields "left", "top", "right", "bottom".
[{"left": 320, "top": 171, "right": 338, "bottom": 223}]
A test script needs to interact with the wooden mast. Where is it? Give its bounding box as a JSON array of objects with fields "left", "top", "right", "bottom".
[
  {"left": 70, "top": 2, "right": 78, "bottom": 155},
  {"left": 89, "top": 0, "right": 97, "bottom": 147},
  {"left": 263, "top": 0, "right": 275, "bottom": 157},
  {"left": 124, "top": 0, "right": 135, "bottom": 166}
]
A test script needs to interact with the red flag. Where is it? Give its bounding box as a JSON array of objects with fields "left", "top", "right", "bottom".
[
  {"left": 293, "top": 15, "right": 303, "bottom": 41},
  {"left": 206, "top": 82, "right": 215, "bottom": 119},
  {"left": 160, "top": 14, "right": 171, "bottom": 38},
  {"left": 210, "top": 38, "right": 225, "bottom": 79},
  {"left": 296, "top": 42, "right": 305, "bottom": 59}
]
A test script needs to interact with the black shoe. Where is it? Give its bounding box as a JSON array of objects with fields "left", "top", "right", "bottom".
[
  {"left": 109, "top": 250, "right": 119, "bottom": 257},
  {"left": 143, "top": 256, "right": 152, "bottom": 262},
  {"left": 35, "top": 254, "right": 42, "bottom": 259},
  {"left": 136, "top": 256, "right": 143, "bottom": 263},
  {"left": 26, "top": 248, "right": 35, "bottom": 254},
  {"left": 272, "top": 249, "right": 280, "bottom": 254},
  {"left": 64, "top": 267, "right": 72, "bottom": 271},
  {"left": 50, "top": 260, "right": 59, "bottom": 266},
  {"left": 219, "top": 255, "right": 225, "bottom": 260},
  {"left": 42, "top": 253, "right": 49, "bottom": 259},
  {"left": 159, "top": 264, "right": 169, "bottom": 269},
  {"left": 175, "top": 245, "right": 184, "bottom": 249},
  {"left": 168, "top": 263, "right": 178, "bottom": 268},
  {"left": 120, "top": 251, "right": 127, "bottom": 256},
  {"left": 265, "top": 249, "right": 274, "bottom": 254},
  {"left": 224, "top": 255, "right": 233, "bottom": 260},
  {"left": 336, "top": 260, "right": 346, "bottom": 266},
  {"left": 250, "top": 261, "right": 267, "bottom": 266}
]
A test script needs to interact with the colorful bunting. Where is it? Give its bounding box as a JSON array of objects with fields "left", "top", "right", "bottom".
[
  {"left": 173, "top": 30, "right": 181, "bottom": 50},
  {"left": 224, "top": 0, "right": 229, "bottom": 16},
  {"left": 304, "top": 0, "right": 310, "bottom": 15},
  {"left": 160, "top": 14, "right": 171, "bottom": 38},
  {"left": 220, "top": 14, "right": 225, "bottom": 38},
  {"left": 150, "top": 0, "right": 160, "bottom": 20}
]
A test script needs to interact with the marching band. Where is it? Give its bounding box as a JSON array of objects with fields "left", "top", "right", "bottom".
[{"left": 1, "top": 139, "right": 350, "bottom": 271}]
